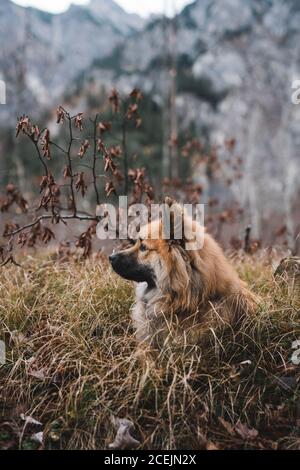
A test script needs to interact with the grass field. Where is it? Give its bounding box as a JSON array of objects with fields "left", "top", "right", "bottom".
[{"left": 0, "top": 252, "right": 299, "bottom": 450}]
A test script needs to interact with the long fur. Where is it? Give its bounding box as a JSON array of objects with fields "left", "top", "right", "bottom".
[{"left": 112, "top": 201, "right": 258, "bottom": 346}]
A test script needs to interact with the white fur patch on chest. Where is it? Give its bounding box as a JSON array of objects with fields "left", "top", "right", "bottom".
[
  {"left": 135, "top": 282, "right": 148, "bottom": 301},
  {"left": 131, "top": 282, "right": 154, "bottom": 342}
]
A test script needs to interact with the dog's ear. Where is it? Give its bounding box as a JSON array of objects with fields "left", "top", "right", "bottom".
[
  {"left": 164, "top": 196, "right": 175, "bottom": 208},
  {"left": 163, "top": 197, "right": 185, "bottom": 246}
]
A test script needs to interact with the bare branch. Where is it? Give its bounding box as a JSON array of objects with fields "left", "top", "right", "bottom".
[
  {"left": 91, "top": 115, "right": 101, "bottom": 206},
  {"left": 4, "top": 213, "right": 99, "bottom": 238},
  {"left": 66, "top": 111, "right": 77, "bottom": 216}
]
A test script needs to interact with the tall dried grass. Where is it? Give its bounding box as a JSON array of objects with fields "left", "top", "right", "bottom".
[{"left": 0, "top": 253, "right": 299, "bottom": 449}]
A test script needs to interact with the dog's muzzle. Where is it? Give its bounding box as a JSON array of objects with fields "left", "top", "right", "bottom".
[
  {"left": 109, "top": 253, "right": 120, "bottom": 267},
  {"left": 109, "top": 252, "right": 156, "bottom": 288}
]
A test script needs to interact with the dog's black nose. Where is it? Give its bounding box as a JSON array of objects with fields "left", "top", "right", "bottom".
[{"left": 109, "top": 253, "right": 118, "bottom": 264}]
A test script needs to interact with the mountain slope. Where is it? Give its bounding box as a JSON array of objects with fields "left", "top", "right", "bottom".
[
  {"left": 0, "top": 0, "right": 145, "bottom": 124},
  {"left": 86, "top": 0, "right": 299, "bottom": 236},
  {"left": 0, "top": 0, "right": 299, "bottom": 239}
]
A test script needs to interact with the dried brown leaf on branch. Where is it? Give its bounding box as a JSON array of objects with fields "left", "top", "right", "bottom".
[
  {"left": 27, "top": 222, "right": 42, "bottom": 248},
  {"left": 76, "top": 225, "right": 95, "bottom": 258},
  {"left": 130, "top": 88, "right": 143, "bottom": 102},
  {"left": 39, "top": 176, "right": 48, "bottom": 192},
  {"left": 128, "top": 168, "right": 145, "bottom": 187},
  {"left": 30, "top": 125, "right": 40, "bottom": 141},
  {"left": 75, "top": 172, "right": 87, "bottom": 197},
  {"left": 16, "top": 115, "right": 30, "bottom": 137},
  {"left": 109, "top": 88, "right": 120, "bottom": 114},
  {"left": 37, "top": 193, "right": 51, "bottom": 211},
  {"left": 41, "top": 227, "right": 55, "bottom": 244},
  {"left": 97, "top": 138, "right": 107, "bottom": 154},
  {"left": 144, "top": 184, "right": 155, "bottom": 204},
  {"left": 63, "top": 165, "right": 72, "bottom": 179},
  {"left": 113, "top": 168, "right": 124, "bottom": 184},
  {"left": 17, "top": 233, "right": 28, "bottom": 248},
  {"left": 126, "top": 103, "right": 138, "bottom": 120},
  {"left": 41, "top": 129, "right": 51, "bottom": 160},
  {"left": 110, "top": 145, "right": 122, "bottom": 158},
  {"left": 50, "top": 184, "right": 60, "bottom": 202},
  {"left": 105, "top": 181, "right": 116, "bottom": 197},
  {"left": 77, "top": 228, "right": 96, "bottom": 258},
  {"left": 56, "top": 106, "right": 65, "bottom": 124},
  {"left": 74, "top": 113, "right": 84, "bottom": 131},
  {"left": 135, "top": 117, "right": 142, "bottom": 129},
  {"left": 98, "top": 121, "right": 112, "bottom": 135},
  {"left": 38, "top": 174, "right": 60, "bottom": 211},
  {"left": 4, "top": 98, "right": 147, "bottom": 261},
  {"left": 104, "top": 154, "right": 116, "bottom": 173},
  {"left": 78, "top": 139, "right": 90, "bottom": 158}
]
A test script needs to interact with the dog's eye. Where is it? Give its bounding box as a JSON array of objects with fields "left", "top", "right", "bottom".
[{"left": 140, "top": 243, "right": 147, "bottom": 252}]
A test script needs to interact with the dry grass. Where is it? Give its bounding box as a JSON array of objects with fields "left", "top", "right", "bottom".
[{"left": 0, "top": 253, "right": 299, "bottom": 450}]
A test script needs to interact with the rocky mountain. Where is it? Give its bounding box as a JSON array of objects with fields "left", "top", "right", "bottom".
[
  {"left": 85, "top": 0, "right": 300, "bottom": 239},
  {"left": 0, "top": 0, "right": 145, "bottom": 123}
]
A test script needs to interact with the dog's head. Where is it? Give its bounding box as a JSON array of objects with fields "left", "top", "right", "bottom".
[
  {"left": 109, "top": 199, "right": 206, "bottom": 308},
  {"left": 109, "top": 237, "right": 158, "bottom": 288},
  {"left": 109, "top": 198, "right": 256, "bottom": 318},
  {"left": 109, "top": 215, "right": 173, "bottom": 289}
]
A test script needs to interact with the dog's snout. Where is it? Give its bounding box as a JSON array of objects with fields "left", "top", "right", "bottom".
[
  {"left": 109, "top": 249, "right": 156, "bottom": 286},
  {"left": 109, "top": 253, "right": 118, "bottom": 264}
]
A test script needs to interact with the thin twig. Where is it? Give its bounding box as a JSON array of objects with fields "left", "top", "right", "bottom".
[
  {"left": 91, "top": 115, "right": 101, "bottom": 206},
  {"left": 31, "top": 137, "right": 49, "bottom": 177},
  {"left": 4, "top": 213, "right": 99, "bottom": 237},
  {"left": 49, "top": 140, "right": 68, "bottom": 155},
  {"left": 122, "top": 119, "right": 128, "bottom": 195}
]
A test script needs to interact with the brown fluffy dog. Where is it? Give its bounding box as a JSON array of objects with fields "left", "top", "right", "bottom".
[{"left": 109, "top": 199, "right": 258, "bottom": 346}]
